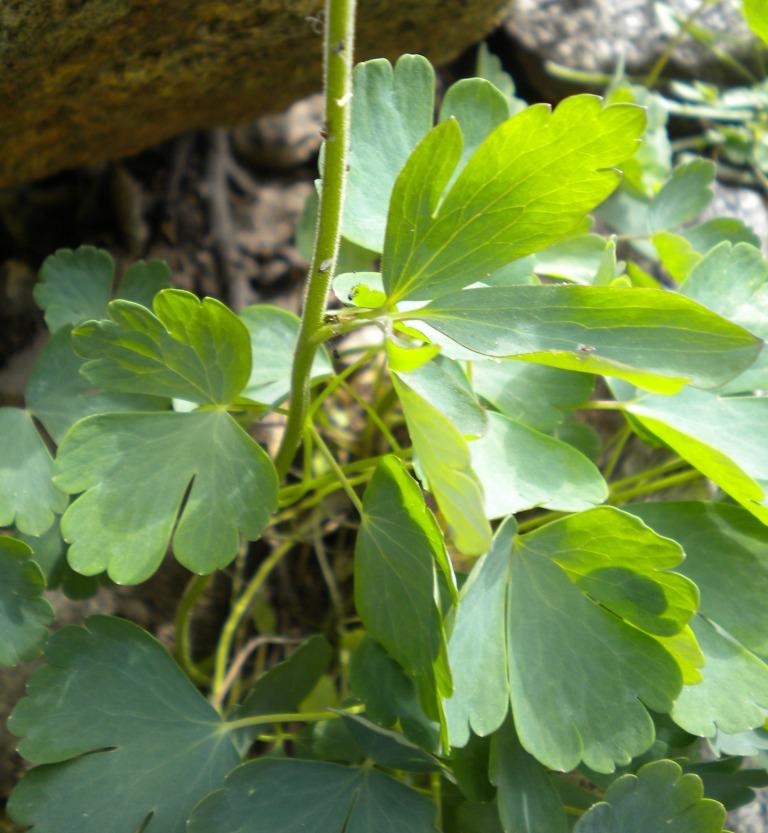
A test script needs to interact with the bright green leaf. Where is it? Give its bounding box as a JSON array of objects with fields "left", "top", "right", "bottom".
[
  {"left": 73, "top": 289, "right": 251, "bottom": 405},
  {"left": 648, "top": 160, "right": 715, "bottom": 233},
  {"left": 0, "top": 407, "right": 67, "bottom": 535},
  {"left": 7, "top": 616, "right": 240, "bottom": 833},
  {"left": 744, "top": 0, "right": 768, "bottom": 46},
  {"left": 333, "top": 271, "right": 386, "bottom": 307},
  {"left": 407, "top": 285, "right": 761, "bottom": 393},
  {"left": 652, "top": 231, "right": 703, "bottom": 282},
  {"left": 624, "top": 388, "right": 768, "bottom": 525},
  {"left": 383, "top": 95, "right": 644, "bottom": 303},
  {"left": 490, "top": 718, "right": 568, "bottom": 833},
  {"left": 187, "top": 758, "right": 438, "bottom": 833},
  {"left": 0, "top": 537, "right": 53, "bottom": 666},
  {"left": 54, "top": 410, "right": 278, "bottom": 583},
  {"left": 356, "top": 457, "right": 453, "bottom": 725},
  {"left": 239, "top": 305, "right": 332, "bottom": 405},
  {"left": 343, "top": 55, "right": 435, "bottom": 252},
  {"left": 468, "top": 411, "right": 607, "bottom": 518},
  {"left": 472, "top": 360, "right": 593, "bottom": 431},
  {"left": 393, "top": 376, "right": 491, "bottom": 555},
  {"left": 26, "top": 327, "right": 168, "bottom": 444},
  {"left": 573, "top": 760, "right": 726, "bottom": 833},
  {"left": 447, "top": 511, "right": 689, "bottom": 772}
]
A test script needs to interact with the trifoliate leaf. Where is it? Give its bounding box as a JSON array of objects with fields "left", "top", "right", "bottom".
[
  {"left": 648, "top": 159, "right": 715, "bottom": 233},
  {"left": 446, "top": 509, "right": 691, "bottom": 772},
  {"left": 338, "top": 712, "right": 439, "bottom": 772},
  {"left": 468, "top": 411, "right": 607, "bottom": 518},
  {"left": 7, "top": 616, "right": 240, "bottom": 833},
  {"left": 54, "top": 410, "right": 278, "bottom": 583},
  {"left": 356, "top": 458, "right": 453, "bottom": 728},
  {"left": 34, "top": 246, "right": 170, "bottom": 332},
  {"left": 392, "top": 375, "right": 491, "bottom": 556},
  {"left": 628, "top": 503, "right": 768, "bottom": 737},
  {"left": 239, "top": 305, "right": 332, "bottom": 405},
  {"left": 471, "top": 361, "right": 593, "bottom": 431},
  {"left": 0, "top": 408, "right": 66, "bottom": 535},
  {"left": 681, "top": 242, "right": 768, "bottom": 393},
  {"left": 406, "top": 285, "right": 762, "bottom": 393},
  {"left": 383, "top": 95, "right": 644, "bottom": 303},
  {"left": 0, "top": 537, "right": 53, "bottom": 666},
  {"left": 490, "top": 718, "right": 568, "bottom": 833},
  {"left": 349, "top": 637, "right": 440, "bottom": 752},
  {"left": 623, "top": 388, "right": 768, "bottom": 526},
  {"left": 395, "top": 355, "right": 486, "bottom": 437},
  {"left": 343, "top": 54, "right": 435, "bottom": 252},
  {"left": 573, "top": 760, "right": 726, "bottom": 833},
  {"left": 26, "top": 327, "right": 168, "bottom": 444},
  {"left": 73, "top": 289, "right": 251, "bottom": 405},
  {"left": 187, "top": 758, "right": 438, "bottom": 833}
]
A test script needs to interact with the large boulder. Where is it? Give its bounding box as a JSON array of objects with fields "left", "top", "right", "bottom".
[{"left": 0, "top": 0, "right": 508, "bottom": 187}]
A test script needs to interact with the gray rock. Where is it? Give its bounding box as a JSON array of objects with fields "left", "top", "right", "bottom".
[
  {"left": 730, "top": 790, "right": 768, "bottom": 833},
  {"left": 504, "top": 0, "right": 756, "bottom": 89},
  {"left": 703, "top": 182, "right": 768, "bottom": 250}
]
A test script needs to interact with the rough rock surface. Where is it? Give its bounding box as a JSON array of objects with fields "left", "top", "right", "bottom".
[
  {"left": 504, "top": 0, "right": 755, "bottom": 91},
  {"left": 0, "top": 0, "right": 508, "bottom": 187}
]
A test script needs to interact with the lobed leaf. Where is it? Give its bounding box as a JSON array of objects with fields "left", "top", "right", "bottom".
[
  {"left": 574, "top": 760, "right": 726, "bottom": 833},
  {"left": 187, "top": 757, "right": 438, "bottom": 833},
  {"left": 54, "top": 410, "right": 278, "bottom": 584},
  {"left": 383, "top": 95, "right": 645, "bottom": 302},
  {"left": 446, "top": 510, "right": 692, "bottom": 772},
  {"left": 73, "top": 289, "right": 251, "bottom": 405},
  {"left": 8, "top": 616, "right": 240, "bottom": 833}
]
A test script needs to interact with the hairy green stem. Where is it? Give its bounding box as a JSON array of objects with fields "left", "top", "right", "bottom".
[
  {"left": 609, "top": 468, "right": 703, "bottom": 503},
  {"left": 275, "top": 0, "right": 357, "bottom": 478},
  {"left": 175, "top": 574, "right": 213, "bottom": 686},
  {"left": 307, "top": 424, "right": 364, "bottom": 514}
]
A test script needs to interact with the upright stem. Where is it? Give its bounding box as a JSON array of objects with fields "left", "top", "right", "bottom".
[{"left": 275, "top": 0, "right": 357, "bottom": 478}]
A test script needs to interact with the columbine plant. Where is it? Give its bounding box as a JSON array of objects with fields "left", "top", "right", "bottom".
[{"left": 3, "top": 1, "right": 768, "bottom": 831}]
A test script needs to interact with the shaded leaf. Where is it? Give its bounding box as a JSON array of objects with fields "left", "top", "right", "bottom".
[
  {"left": 407, "top": 285, "right": 762, "bottom": 394},
  {"left": 187, "top": 758, "right": 437, "bottom": 833},
  {"left": 628, "top": 503, "right": 768, "bottom": 737},
  {"left": 468, "top": 411, "right": 607, "bottom": 518},
  {"left": 0, "top": 408, "right": 66, "bottom": 536},
  {"left": 239, "top": 305, "right": 332, "bottom": 405},
  {"left": 648, "top": 159, "right": 715, "bottom": 233},
  {"left": 343, "top": 55, "right": 435, "bottom": 252},
  {"left": 26, "top": 327, "right": 168, "bottom": 444},
  {"left": 356, "top": 457, "right": 453, "bottom": 726},
  {"left": 54, "top": 410, "right": 278, "bottom": 583},
  {"left": 472, "top": 360, "right": 593, "bottom": 431},
  {"left": 573, "top": 760, "right": 726, "bottom": 833},
  {"left": 383, "top": 95, "right": 644, "bottom": 302},
  {"left": 0, "top": 537, "right": 53, "bottom": 666},
  {"left": 490, "top": 717, "right": 568, "bottom": 833},
  {"left": 339, "top": 712, "right": 439, "bottom": 772},
  {"left": 7, "top": 616, "right": 240, "bottom": 833}
]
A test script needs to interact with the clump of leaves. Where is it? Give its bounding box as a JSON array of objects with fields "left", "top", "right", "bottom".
[{"left": 4, "top": 2, "right": 768, "bottom": 831}]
